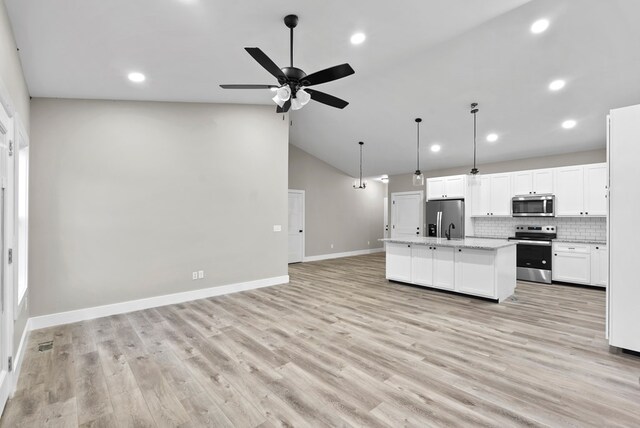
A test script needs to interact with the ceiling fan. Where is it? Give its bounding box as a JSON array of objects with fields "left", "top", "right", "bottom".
[{"left": 220, "top": 14, "right": 355, "bottom": 113}]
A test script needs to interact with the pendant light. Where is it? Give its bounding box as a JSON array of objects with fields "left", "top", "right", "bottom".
[
  {"left": 413, "top": 118, "right": 425, "bottom": 186},
  {"left": 353, "top": 141, "right": 367, "bottom": 189},
  {"left": 470, "top": 102, "right": 479, "bottom": 175}
]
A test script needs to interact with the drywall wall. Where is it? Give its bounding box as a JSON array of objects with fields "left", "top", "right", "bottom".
[
  {"left": 29, "top": 99, "right": 289, "bottom": 317},
  {"left": 387, "top": 148, "right": 606, "bottom": 232},
  {"left": 0, "top": 1, "right": 29, "bottom": 127},
  {"left": 289, "top": 144, "right": 386, "bottom": 258},
  {"left": 1, "top": 1, "right": 30, "bottom": 352}
]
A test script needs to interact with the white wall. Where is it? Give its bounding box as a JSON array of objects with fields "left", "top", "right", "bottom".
[
  {"left": 289, "top": 144, "right": 386, "bottom": 257},
  {"left": 29, "top": 98, "right": 289, "bottom": 317}
]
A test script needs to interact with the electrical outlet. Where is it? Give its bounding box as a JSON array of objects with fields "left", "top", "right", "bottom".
[
  {"left": 273, "top": 225, "right": 282, "bottom": 232},
  {"left": 192, "top": 272, "right": 198, "bottom": 280},
  {"left": 198, "top": 270, "right": 204, "bottom": 279},
  {"left": 367, "top": 241, "right": 370, "bottom": 245},
  {"left": 330, "top": 244, "right": 334, "bottom": 249}
]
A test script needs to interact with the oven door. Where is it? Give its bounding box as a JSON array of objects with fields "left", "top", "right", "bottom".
[
  {"left": 514, "top": 241, "right": 553, "bottom": 283},
  {"left": 512, "top": 196, "right": 555, "bottom": 217}
]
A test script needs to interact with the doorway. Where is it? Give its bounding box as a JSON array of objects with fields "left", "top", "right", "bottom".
[
  {"left": 288, "top": 190, "right": 305, "bottom": 263},
  {"left": 391, "top": 191, "right": 424, "bottom": 238}
]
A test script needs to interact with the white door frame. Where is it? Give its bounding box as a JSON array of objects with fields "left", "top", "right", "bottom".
[
  {"left": 288, "top": 189, "right": 305, "bottom": 263},
  {"left": 0, "top": 96, "right": 15, "bottom": 411},
  {"left": 391, "top": 190, "right": 424, "bottom": 238}
]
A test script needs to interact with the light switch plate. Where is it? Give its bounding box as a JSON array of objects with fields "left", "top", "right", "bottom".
[
  {"left": 198, "top": 270, "right": 204, "bottom": 279},
  {"left": 273, "top": 225, "right": 282, "bottom": 232}
]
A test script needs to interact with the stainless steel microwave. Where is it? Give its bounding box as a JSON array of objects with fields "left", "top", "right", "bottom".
[{"left": 512, "top": 195, "right": 555, "bottom": 217}]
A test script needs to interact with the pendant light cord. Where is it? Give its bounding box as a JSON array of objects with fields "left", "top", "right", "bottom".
[
  {"left": 417, "top": 121, "right": 420, "bottom": 171},
  {"left": 359, "top": 143, "right": 363, "bottom": 186},
  {"left": 470, "top": 103, "right": 479, "bottom": 174}
]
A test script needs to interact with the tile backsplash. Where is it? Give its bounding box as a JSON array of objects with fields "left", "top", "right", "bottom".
[{"left": 472, "top": 217, "right": 606, "bottom": 242}]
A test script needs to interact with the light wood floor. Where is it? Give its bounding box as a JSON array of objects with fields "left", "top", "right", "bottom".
[{"left": 3, "top": 253, "right": 640, "bottom": 427}]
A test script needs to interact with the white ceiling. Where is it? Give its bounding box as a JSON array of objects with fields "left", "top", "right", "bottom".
[{"left": 6, "top": 0, "right": 640, "bottom": 177}]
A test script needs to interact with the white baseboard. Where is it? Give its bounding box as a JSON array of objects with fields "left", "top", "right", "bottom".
[
  {"left": 29, "top": 275, "right": 289, "bottom": 331},
  {"left": 303, "top": 247, "right": 384, "bottom": 263},
  {"left": 11, "top": 318, "right": 31, "bottom": 395}
]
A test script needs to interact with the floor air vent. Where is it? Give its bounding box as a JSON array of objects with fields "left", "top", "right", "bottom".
[{"left": 38, "top": 341, "right": 54, "bottom": 352}]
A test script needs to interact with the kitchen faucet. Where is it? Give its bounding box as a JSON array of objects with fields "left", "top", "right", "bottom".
[{"left": 445, "top": 223, "right": 456, "bottom": 240}]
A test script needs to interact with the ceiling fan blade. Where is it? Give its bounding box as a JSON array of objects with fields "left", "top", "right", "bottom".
[
  {"left": 245, "top": 47, "right": 286, "bottom": 82},
  {"left": 304, "top": 63, "right": 355, "bottom": 87},
  {"left": 276, "top": 100, "right": 291, "bottom": 113},
  {"left": 305, "top": 89, "right": 349, "bottom": 109},
  {"left": 220, "top": 84, "right": 278, "bottom": 89}
]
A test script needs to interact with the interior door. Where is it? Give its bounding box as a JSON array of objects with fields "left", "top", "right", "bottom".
[
  {"left": 391, "top": 191, "right": 423, "bottom": 238},
  {"left": 288, "top": 190, "right": 304, "bottom": 263}
]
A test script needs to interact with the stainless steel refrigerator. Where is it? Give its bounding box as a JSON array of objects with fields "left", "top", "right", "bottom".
[{"left": 426, "top": 199, "right": 465, "bottom": 239}]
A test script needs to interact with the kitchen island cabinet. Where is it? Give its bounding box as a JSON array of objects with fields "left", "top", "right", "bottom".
[{"left": 383, "top": 238, "right": 516, "bottom": 302}]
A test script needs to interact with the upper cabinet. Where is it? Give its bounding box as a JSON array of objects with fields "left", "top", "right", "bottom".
[
  {"left": 583, "top": 164, "right": 607, "bottom": 216},
  {"left": 513, "top": 169, "right": 554, "bottom": 195},
  {"left": 426, "top": 175, "right": 466, "bottom": 200},
  {"left": 470, "top": 173, "right": 512, "bottom": 216},
  {"left": 555, "top": 163, "right": 606, "bottom": 216}
]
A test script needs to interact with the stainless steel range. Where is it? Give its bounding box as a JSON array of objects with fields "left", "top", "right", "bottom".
[{"left": 508, "top": 225, "right": 557, "bottom": 284}]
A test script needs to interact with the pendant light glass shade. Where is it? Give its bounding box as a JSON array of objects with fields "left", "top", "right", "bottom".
[
  {"left": 297, "top": 88, "right": 311, "bottom": 105},
  {"left": 413, "top": 171, "right": 425, "bottom": 186},
  {"left": 353, "top": 141, "right": 367, "bottom": 189},
  {"left": 413, "top": 118, "right": 424, "bottom": 187}
]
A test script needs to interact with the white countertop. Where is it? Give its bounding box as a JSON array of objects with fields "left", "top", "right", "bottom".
[{"left": 381, "top": 237, "right": 515, "bottom": 250}]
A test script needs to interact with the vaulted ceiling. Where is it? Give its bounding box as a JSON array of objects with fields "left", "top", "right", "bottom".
[{"left": 6, "top": 0, "right": 640, "bottom": 176}]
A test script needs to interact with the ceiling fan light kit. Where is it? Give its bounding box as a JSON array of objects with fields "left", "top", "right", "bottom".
[{"left": 220, "top": 14, "right": 354, "bottom": 113}]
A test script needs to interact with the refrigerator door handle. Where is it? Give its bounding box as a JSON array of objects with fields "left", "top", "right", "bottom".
[{"left": 436, "top": 211, "right": 442, "bottom": 238}]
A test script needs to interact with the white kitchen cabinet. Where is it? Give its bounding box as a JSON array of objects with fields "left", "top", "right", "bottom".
[
  {"left": 455, "top": 248, "right": 495, "bottom": 297},
  {"left": 555, "top": 166, "right": 585, "bottom": 216},
  {"left": 471, "top": 174, "right": 511, "bottom": 216},
  {"left": 433, "top": 246, "right": 455, "bottom": 290},
  {"left": 490, "top": 174, "right": 512, "bottom": 215},
  {"left": 590, "top": 244, "right": 608, "bottom": 287},
  {"left": 410, "top": 245, "right": 455, "bottom": 290},
  {"left": 427, "top": 175, "right": 466, "bottom": 200},
  {"left": 411, "top": 245, "right": 434, "bottom": 287},
  {"left": 552, "top": 243, "right": 591, "bottom": 285},
  {"left": 386, "top": 242, "right": 412, "bottom": 282},
  {"left": 512, "top": 171, "right": 534, "bottom": 196},
  {"left": 512, "top": 169, "right": 554, "bottom": 196},
  {"left": 583, "top": 164, "right": 607, "bottom": 216},
  {"left": 555, "top": 164, "right": 607, "bottom": 217}
]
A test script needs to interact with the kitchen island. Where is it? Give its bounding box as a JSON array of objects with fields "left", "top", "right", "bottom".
[{"left": 381, "top": 237, "right": 516, "bottom": 302}]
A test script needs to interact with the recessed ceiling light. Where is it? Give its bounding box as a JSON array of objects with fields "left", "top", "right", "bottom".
[
  {"left": 431, "top": 144, "right": 441, "bottom": 152},
  {"left": 549, "top": 79, "right": 566, "bottom": 91},
  {"left": 486, "top": 133, "right": 499, "bottom": 142},
  {"left": 562, "top": 119, "right": 577, "bottom": 129},
  {"left": 530, "top": 19, "right": 550, "bottom": 34},
  {"left": 128, "top": 72, "right": 146, "bottom": 83},
  {"left": 350, "top": 33, "right": 366, "bottom": 45}
]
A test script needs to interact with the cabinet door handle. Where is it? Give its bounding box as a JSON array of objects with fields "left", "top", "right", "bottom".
[
  {"left": 580, "top": 212, "right": 584, "bottom": 215},
  {"left": 458, "top": 249, "right": 462, "bottom": 252},
  {"left": 585, "top": 212, "right": 589, "bottom": 215},
  {"left": 554, "top": 253, "right": 557, "bottom": 256},
  {"left": 408, "top": 245, "right": 411, "bottom": 248},
  {"left": 595, "top": 246, "right": 599, "bottom": 249}
]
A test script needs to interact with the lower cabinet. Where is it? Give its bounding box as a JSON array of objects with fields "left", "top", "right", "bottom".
[
  {"left": 411, "top": 245, "right": 455, "bottom": 290},
  {"left": 590, "top": 245, "right": 608, "bottom": 287},
  {"left": 455, "top": 248, "right": 495, "bottom": 297},
  {"left": 386, "top": 242, "right": 412, "bottom": 282},
  {"left": 550, "top": 243, "right": 608, "bottom": 287},
  {"left": 385, "top": 243, "right": 516, "bottom": 301}
]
